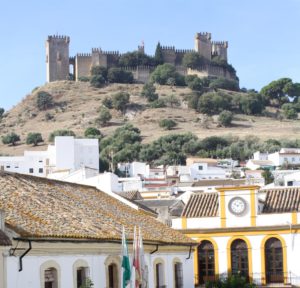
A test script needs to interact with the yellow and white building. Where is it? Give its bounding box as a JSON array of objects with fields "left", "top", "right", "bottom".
[{"left": 173, "top": 185, "right": 300, "bottom": 287}]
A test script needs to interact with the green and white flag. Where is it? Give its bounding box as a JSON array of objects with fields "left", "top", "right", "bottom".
[{"left": 122, "top": 226, "right": 131, "bottom": 288}]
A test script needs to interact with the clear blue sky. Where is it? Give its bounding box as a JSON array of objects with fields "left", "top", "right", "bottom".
[{"left": 1, "top": 0, "right": 300, "bottom": 110}]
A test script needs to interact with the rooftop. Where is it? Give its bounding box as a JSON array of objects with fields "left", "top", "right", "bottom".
[{"left": 0, "top": 172, "right": 193, "bottom": 245}]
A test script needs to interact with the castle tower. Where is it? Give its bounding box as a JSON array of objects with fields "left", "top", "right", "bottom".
[
  {"left": 46, "top": 35, "right": 70, "bottom": 82},
  {"left": 194, "top": 32, "right": 212, "bottom": 61},
  {"left": 212, "top": 41, "right": 228, "bottom": 62},
  {"left": 138, "top": 41, "right": 145, "bottom": 54}
]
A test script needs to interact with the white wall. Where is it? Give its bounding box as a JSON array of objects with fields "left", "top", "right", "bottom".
[{"left": 5, "top": 250, "right": 194, "bottom": 288}]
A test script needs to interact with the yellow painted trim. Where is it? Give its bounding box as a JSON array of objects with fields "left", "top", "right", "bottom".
[
  {"left": 292, "top": 211, "right": 297, "bottom": 225},
  {"left": 260, "top": 235, "right": 288, "bottom": 285},
  {"left": 181, "top": 217, "right": 187, "bottom": 229},
  {"left": 226, "top": 236, "right": 253, "bottom": 282},
  {"left": 193, "top": 237, "right": 219, "bottom": 285},
  {"left": 250, "top": 189, "right": 256, "bottom": 227},
  {"left": 185, "top": 228, "right": 299, "bottom": 238},
  {"left": 219, "top": 190, "right": 226, "bottom": 228},
  {"left": 217, "top": 185, "right": 259, "bottom": 192}
]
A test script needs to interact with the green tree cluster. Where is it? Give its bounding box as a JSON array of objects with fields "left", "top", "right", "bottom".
[
  {"left": 26, "top": 132, "right": 43, "bottom": 146},
  {"left": 96, "top": 106, "right": 112, "bottom": 126},
  {"left": 118, "top": 51, "right": 155, "bottom": 67},
  {"left": 36, "top": 91, "right": 54, "bottom": 110},
  {"left": 48, "top": 130, "right": 76, "bottom": 142},
  {"left": 159, "top": 119, "right": 177, "bottom": 130},
  {"left": 141, "top": 83, "right": 158, "bottom": 102},
  {"left": 2, "top": 132, "right": 20, "bottom": 146}
]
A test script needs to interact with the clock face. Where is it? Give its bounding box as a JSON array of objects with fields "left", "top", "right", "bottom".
[{"left": 229, "top": 197, "right": 247, "bottom": 216}]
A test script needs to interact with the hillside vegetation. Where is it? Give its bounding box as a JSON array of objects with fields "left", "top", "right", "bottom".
[{"left": 0, "top": 81, "right": 299, "bottom": 156}]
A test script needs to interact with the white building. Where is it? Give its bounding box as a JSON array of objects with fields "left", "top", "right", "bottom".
[
  {"left": 0, "top": 172, "right": 195, "bottom": 288},
  {"left": 173, "top": 185, "right": 300, "bottom": 286},
  {"left": 268, "top": 148, "right": 300, "bottom": 167},
  {"left": 0, "top": 136, "right": 99, "bottom": 177}
]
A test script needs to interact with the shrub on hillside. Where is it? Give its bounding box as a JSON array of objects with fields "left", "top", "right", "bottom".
[
  {"left": 90, "top": 66, "right": 108, "bottom": 80},
  {"left": 36, "top": 91, "right": 53, "bottom": 110},
  {"left": 218, "top": 110, "right": 233, "bottom": 127},
  {"left": 159, "top": 119, "right": 177, "bottom": 130},
  {"left": 209, "top": 77, "right": 239, "bottom": 91},
  {"left": 141, "top": 83, "right": 158, "bottom": 102},
  {"left": 84, "top": 127, "right": 102, "bottom": 139},
  {"left": 151, "top": 64, "right": 183, "bottom": 86},
  {"left": 2, "top": 132, "right": 20, "bottom": 146},
  {"left": 0, "top": 108, "right": 4, "bottom": 118},
  {"left": 26, "top": 132, "right": 43, "bottom": 146},
  {"left": 102, "top": 96, "right": 113, "bottom": 109},
  {"left": 108, "top": 68, "right": 134, "bottom": 84},
  {"left": 96, "top": 106, "right": 112, "bottom": 126},
  {"left": 149, "top": 99, "right": 166, "bottom": 108},
  {"left": 48, "top": 130, "right": 76, "bottom": 142},
  {"left": 112, "top": 92, "right": 130, "bottom": 113},
  {"left": 90, "top": 75, "right": 105, "bottom": 88}
]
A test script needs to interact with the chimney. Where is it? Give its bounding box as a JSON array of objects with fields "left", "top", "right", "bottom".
[{"left": 0, "top": 210, "right": 5, "bottom": 230}]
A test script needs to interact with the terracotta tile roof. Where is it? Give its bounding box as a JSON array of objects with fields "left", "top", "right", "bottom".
[
  {"left": 262, "top": 187, "right": 300, "bottom": 213},
  {"left": 182, "top": 193, "right": 219, "bottom": 217},
  {"left": 0, "top": 172, "right": 194, "bottom": 245},
  {"left": 116, "top": 190, "right": 144, "bottom": 201},
  {"left": 0, "top": 230, "right": 11, "bottom": 246}
]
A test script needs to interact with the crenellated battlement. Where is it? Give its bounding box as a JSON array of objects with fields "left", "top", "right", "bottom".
[
  {"left": 161, "top": 46, "right": 175, "bottom": 50},
  {"left": 46, "top": 32, "right": 235, "bottom": 83},
  {"left": 47, "top": 35, "right": 70, "bottom": 42},
  {"left": 175, "top": 49, "right": 194, "bottom": 54},
  {"left": 76, "top": 53, "right": 92, "bottom": 57},
  {"left": 212, "top": 41, "right": 228, "bottom": 48}
]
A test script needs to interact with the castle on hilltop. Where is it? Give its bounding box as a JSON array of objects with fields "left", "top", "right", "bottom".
[{"left": 46, "top": 33, "right": 237, "bottom": 83}]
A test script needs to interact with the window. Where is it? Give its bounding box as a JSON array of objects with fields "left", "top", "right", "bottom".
[
  {"left": 39, "top": 168, "right": 44, "bottom": 174},
  {"left": 6, "top": 166, "right": 10, "bottom": 169},
  {"left": 108, "top": 263, "right": 118, "bottom": 288},
  {"left": 174, "top": 262, "right": 183, "bottom": 288},
  {"left": 230, "top": 239, "right": 249, "bottom": 281},
  {"left": 265, "top": 238, "right": 284, "bottom": 284},
  {"left": 44, "top": 268, "right": 58, "bottom": 288},
  {"left": 198, "top": 165, "right": 203, "bottom": 170},
  {"left": 198, "top": 240, "right": 215, "bottom": 284},
  {"left": 155, "top": 263, "right": 165, "bottom": 288},
  {"left": 292, "top": 157, "right": 295, "bottom": 162},
  {"left": 29, "top": 168, "right": 34, "bottom": 173},
  {"left": 76, "top": 267, "right": 89, "bottom": 288}
]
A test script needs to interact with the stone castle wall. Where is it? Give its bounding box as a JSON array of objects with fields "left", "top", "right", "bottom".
[{"left": 46, "top": 32, "right": 235, "bottom": 83}]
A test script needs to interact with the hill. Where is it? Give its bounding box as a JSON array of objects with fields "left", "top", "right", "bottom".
[{"left": 0, "top": 81, "right": 299, "bottom": 155}]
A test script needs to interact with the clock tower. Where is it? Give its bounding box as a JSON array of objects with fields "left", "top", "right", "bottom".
[{"left": 217, "top": 186, "right": 259, "bottom": 228}]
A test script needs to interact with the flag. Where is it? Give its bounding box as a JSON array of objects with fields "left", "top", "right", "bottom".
[
  {"left": 139, "top": 227, "right": 148, "bottom": 288},
  {"left": 122, "top": 226, "right": 131, "bottom": 288},
  {"left": 133, "top": 226, "right": 142, "bottom": 287}
]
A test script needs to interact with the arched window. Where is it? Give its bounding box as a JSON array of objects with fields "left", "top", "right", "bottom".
[
  {"left": 230, "top": 239, "right": 249, "bottom": 280},
  {"left": 44, "top": 267, "right": 58, "bottom": 288},
  {"left": 198, "top": 240, "right": 215, "bottom": 284},
  {"left": 174, "top": 262, "right": 183, "bottom": 288},
  {"left": 155, "top": 262, "right": 165, "bottom": 288},
  {"left": 265, "top": 238, "right": 284, "bottom": 283},
  {"left": 108, "top": 263, "right": 118, "bottom": 288},
  {"left": 76, "top": 267, "right": 89, "bottom": 288}
]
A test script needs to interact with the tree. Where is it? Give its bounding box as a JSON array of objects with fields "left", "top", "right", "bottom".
[
  {"left": 182, "top": 52, "right": 205, "bottom": 69},
  {"left": 240, "top": 93, "right": 265, "bottom": 115},
  {"left": 165, "top": 94, "right": 180, "bottom": 108},
  {"left": 90, "top": 66, "right": 108, "bottom": 80},
  {"left": 96, "top": 106, "right": 112, "bottom": 126},
  {"left": 282, "top": 103, "right": 298, "bottom": 119},
  {"left": 197, "top": 92, "right": 232, "bottom": 115},
  {"left": 185, "top": 75, "right": 204, "bottom": 92},
  {"left": 159, "top": 119, "right": 177, "bottom": 130},
  {"left": 48, "top": 130, "right": 76, "bottom": 142},
  {"left": 26, "top": 132, "right": 43, "bottom": 146},
  {"left": 151, "top": 64, "right": 177, "bottom": 85},
  {"left": 218, "top": 110, "right": 233, "bottom": 127},
  {"left": 84, "top": 127, "right": 102, "bottom": 139},
  {"left": 112, "top": 92, "right": 130, "bottom": 112},
  {"left": 262, "top": 169, "right": 274, "bottom": 185},
  {"left": 141, "top": 82, "right": 158, "bottom": 102},
  {"left": 2, "top": 132, "right": 20, "bottom": 146},
  {"left": 0, "top": 108, "right": 4, "bottom": 118},
  {"left": 260, "top": 78, "right": 293, "bottom": 106},
  {"left": 36, "top": 91, "right": 53, "bottom": 110},
  {"left": 118, "top": 51, "right": 155, "bottom": 67},
  {"left": 209, "top": 77, "right": 239, "bottom": 91},
  {"left": 90, "top": 75, "right": 105, "bottom": 88},
  {"left": 154, "top": 42, "right": 164, "bottom": 65},
  {"left": 107, "top": 68, "right": 134, "bottom": 83}
]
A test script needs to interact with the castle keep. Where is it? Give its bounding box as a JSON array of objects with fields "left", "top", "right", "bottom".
[{"left": 46, "top": 32, "right": 236, "bottom": 83}]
